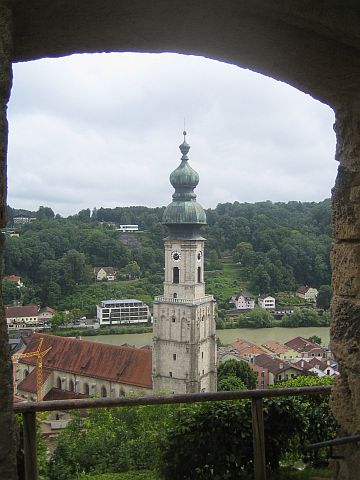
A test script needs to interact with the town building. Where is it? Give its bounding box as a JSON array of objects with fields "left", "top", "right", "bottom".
[
  {"left": 231, "top": 338, "right": 268, "bottom": 359},
  {"left": 284, "top": 336, "right": 326, "bottom": 358},
  {"left": 94, "top": 266, "right": 116, "bottom": 281},
  {"left": 152, "top": 132, "right": 217, "bottom": 394},
  {"left": 296, "top": 285, "right": 318, "bottom": 302},
  {"left": 6, "top": 304, "right": 40, "bottom": 328},
  {"left": 96, "top": 299, "right": 150, "bottom": 325},
  {"left": 253, "top": 353, "right": 310, "bottom": 384},
  {"left": 16, "top": 333, "right": 152, "bottom": 401},
  {"left": 231, "top": 290, "right": 255, "bottom": 310},
  {"left": 261, "top": 340, "right": 298, "bottom": 360},
  {"left": 4, "top": 275, "right": 24, "bottom": 287},
  {"left": 257, "top": 294, "right": 275, "bottom": 309},
  {"left": 38, "top": 307, "right": 55, "bottom": 323},
  {"left": 117, "top": 225, "right": 139, "bottom": 232}
]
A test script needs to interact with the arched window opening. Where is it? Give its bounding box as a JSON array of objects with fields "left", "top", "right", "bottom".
[
  {"left": 173, "top": 267, "right": 179, "bottom": 284},
  {"left": 84, "top": 383, "right": 90, "bottom": 395},
  {"left": 69, "top": 379, "right": 75, "bottom": 392},
  {"left": 101, "top": 386, "right": 107, "bottom": 397},
  {"left": 197, "top": 267, "right": 201, "bottom": 283},
  {"left": 56, "top": 377, "right": 62, "bottom": 389},
  {"left": 173, "top": 293, "right": 177, "bottom": 298}
]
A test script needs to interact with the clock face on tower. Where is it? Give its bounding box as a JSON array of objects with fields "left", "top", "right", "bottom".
[
  {"left": 172, "top": 251, "right": 181, "bottom": 262},
  {"left": 197, "top": 251, "right": 203, "bottom": 262}
]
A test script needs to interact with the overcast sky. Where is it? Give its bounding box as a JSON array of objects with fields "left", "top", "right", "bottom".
[{"left": 7, "top": 53, "right": 337, "bottom": 217}]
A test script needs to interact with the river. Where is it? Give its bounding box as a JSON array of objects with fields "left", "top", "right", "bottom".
[{"left": 84, "top": 326, "right": 330, "bottom": 348}]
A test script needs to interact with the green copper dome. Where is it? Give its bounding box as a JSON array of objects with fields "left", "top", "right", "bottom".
[{"left": 163, "top": 132, "right": 206, "bottom": 236}]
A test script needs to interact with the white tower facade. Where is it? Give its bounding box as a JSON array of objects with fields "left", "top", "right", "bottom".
[{"left": 152, "top": 133, "right": 217, "bottom": 393}]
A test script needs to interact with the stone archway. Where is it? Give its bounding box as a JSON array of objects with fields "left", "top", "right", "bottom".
[{"left": 2, "top": 2, "right": 360, "bottom": 478}]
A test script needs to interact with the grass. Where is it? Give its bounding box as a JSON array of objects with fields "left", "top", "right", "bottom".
[
  {"left": 205, "top": 257, "right": 251, "bottom": 308},
  {"left": 76, "top": 466, "right": 331, "bottom": 480},
  {"left": 77, "top": 471, "right": 159, "bottom": 480}
]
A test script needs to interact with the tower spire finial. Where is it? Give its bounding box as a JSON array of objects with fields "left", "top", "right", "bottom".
[{"left": 183, "top": 117, "right": 186, "bottom": 141}]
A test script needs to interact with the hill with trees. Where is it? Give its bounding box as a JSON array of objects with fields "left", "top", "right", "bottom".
[{"left": 4, "top": 199, "right": 332, "bottom": 315}]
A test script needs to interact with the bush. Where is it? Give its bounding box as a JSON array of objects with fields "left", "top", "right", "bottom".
[{"left": 159, "top": 398, "right": 307, "bottom": 479}]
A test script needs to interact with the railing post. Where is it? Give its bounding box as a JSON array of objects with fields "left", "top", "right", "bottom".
[
  {"left": 251, "top": 398, "right": 266, "bottom": 480},
  {"left": 23, "top": 412, "right": 38, "bottom": 480}
]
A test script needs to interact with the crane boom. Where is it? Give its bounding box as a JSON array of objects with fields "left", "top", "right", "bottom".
[{"left": 12, "top": 337, "right": 52, "bottom": 401}]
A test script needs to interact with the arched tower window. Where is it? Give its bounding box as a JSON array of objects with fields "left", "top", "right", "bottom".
[
  {"left": 197, "top": 267, "right": 201, "bottom": 283},
  {"left": 101, "top": 386, "right": 107, "bottom": 397},
  {"left": 56, "top": 377, "right": 61, "bottom": 389},
  {"left": 173, "top": 293, "right": 177, "bottom": 298},
  {"left": 173, "top": 267, "right": 179, "bottom": 284},
  {"left": 84, "top": 383, "right": 90, "bottom": 395},
  {"left": 69, "top": 379, "right": 75, "bottom": 392}
]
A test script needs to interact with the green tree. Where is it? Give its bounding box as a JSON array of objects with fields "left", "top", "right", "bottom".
[
  {"left": 2, "top": 280, "right": 21, "bottom": 305},
  {"left": 247, "top": 307, "right": 272, "bottom": 328},
  {"left": 308, "top": 335, "right": 322, "bottom": 345},
  {"left": 159, "top": 397, "right": 307, "bottom": 479},
  {"left": 317, "top": 284, "right": 332, "bottom": 310},
  {"left": 218, "top": 375, "right": 246, "bottom": 392},
  {"left": 281, "top": 308, "right": 320, "bottom": 327},
  {"left": 218, "top": 359, "right": 257, "bottom": 389}
]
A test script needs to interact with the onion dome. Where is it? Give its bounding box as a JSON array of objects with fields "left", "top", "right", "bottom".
[{"left": 163, "top": 132, "right": 206, "bottom": 238}]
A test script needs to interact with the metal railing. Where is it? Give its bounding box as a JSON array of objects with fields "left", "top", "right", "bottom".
[{"left": 13, "top": 385, "right": 332, "bottom": 480}]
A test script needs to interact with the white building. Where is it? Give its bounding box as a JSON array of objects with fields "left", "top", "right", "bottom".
[
  {"left": 231, "top": 290, "right": 255, "bottom": 310},
  {"left": 94, "top": 266, "right": 116, "bottom": 281},
  {"left": 97, "top": 299, "right": 150, "bottom": 325},
  {"left": 296, "top": 285, "right": 318, "bottom": 302},
  {"left": 117, "top": 225, "right": 139, "bottom": 233},
  {"left": 152, "top": 133, "right": 217, "bottom": 394},
  {"left": 258, "top": 294, "right": 276, "bottom": 309}
]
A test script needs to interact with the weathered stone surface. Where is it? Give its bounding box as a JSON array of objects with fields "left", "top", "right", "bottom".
[
  {"left": 0, "top": 4, "right": 16, "bottom": 480},
  {"left": 332, "top": 243, "right": 360, "bottom": 297},
  {"left": 332, "top": 167, "right": 360, "bottom": 240}
]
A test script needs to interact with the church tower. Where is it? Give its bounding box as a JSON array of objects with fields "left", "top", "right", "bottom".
[{"left": 152, "top": 132, "right": 217, "bottom": 393}]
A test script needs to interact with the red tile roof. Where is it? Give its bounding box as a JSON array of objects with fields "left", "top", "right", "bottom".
[
  {"left": 296, "top": 285, "right": 309, "bottom": 295},
  {"left": 261, "top": 340, "right": 289, "bottom": 355},
  {"left": 17, "top": 367, "right": 51, "bottom": 393},
  {"left": 284, "top": 336, "right": 325, "bottom": 354},
  {"left": 6, "top": 304, "right": 39, "bottom": 318},
  {"left": 254, "top": 354, "right": 307, "bottom": 375},
  {"left": 4, "top": 275, "right": 21, "bottom": 282},
  {"left": 43, "top": 388, "right": 88, "bottom": 401},
  {"left": 19, "top": 333, "right": 152, "bottom": 389},
  {"left": 232, "top": 338, "right": 267, "bottom": 356}
]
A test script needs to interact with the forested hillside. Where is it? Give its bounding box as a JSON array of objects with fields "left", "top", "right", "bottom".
[{"left": 4, "top": 199, "right": 331, "bottom": 311}]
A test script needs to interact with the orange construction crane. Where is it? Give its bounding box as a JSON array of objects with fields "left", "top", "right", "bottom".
[{"left": 12, "top": 337, "right": 52, "bottom": 401}]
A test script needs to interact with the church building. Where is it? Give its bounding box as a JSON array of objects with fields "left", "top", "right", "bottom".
[{"left": 152, "top": 132, "right": 217, "bottom": 393}]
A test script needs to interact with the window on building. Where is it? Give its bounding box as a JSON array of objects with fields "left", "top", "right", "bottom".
[
  {"left": 84, "top": 383, "right": 90, "bottom": 395},
  {"left": 197, "top": 267, "right": 201, "bottom": 283},
  {"left": 169, "top": 371, "right": 173, "bottom": 378},
  {"left": 24, "top": 370, "right": 29, "bottom": 379},
  {"left": 69, "top": 379, "right": 75, "bottom": 392},
  {"left": 327, "top": 369, "right": 330, "bottom": 375},
  {"left": 202, "top": 369, "right": 204, "bottom": 375},
  {"left": 201, "top": 351, "right": 204, "bottom": 359},
  {"left": 171, "top": 316, "right": 176, "bottom": 323},
  {"left": 173, "top": 267, "right": 179, "bottom": 284},
  {"left": 261, "top": 371, "right": 265, "bottom": 377},
  {"left": 56, "top": 377, "right": 61, "bottom": 389},
  {"left": 173, "top": 353, "right": 177, "bottom": 361},
  {"left": 101, "top": 386, "right": 107, "bottom": 397},
  {"left": 173, "top": 293, "right": 177, "bottom": 298}
]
